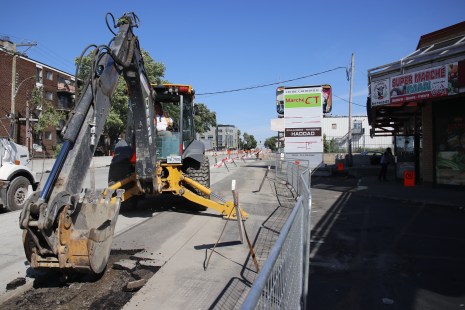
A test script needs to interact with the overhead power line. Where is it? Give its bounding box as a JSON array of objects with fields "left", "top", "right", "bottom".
[
  {"left": 196, "top": 66, "right": 347, "bottom": 96},
  {"left": 333, "top": 94, "right": 365, "bottom": 107}
]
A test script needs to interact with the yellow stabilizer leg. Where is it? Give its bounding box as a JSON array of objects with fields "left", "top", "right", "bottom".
[
  {"left": 105, "top": 173, "right": 142, "bottom": 203},
  {"left": 181, "top": 176, "right": 248, "bottom": 220}
]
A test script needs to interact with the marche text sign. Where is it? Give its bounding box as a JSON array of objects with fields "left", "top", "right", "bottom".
[{"left": 284, "top": 86, "right": 323, "bottom": 153}]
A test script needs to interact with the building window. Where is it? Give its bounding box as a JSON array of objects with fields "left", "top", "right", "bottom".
[
  {"left": 353, "top": 121, "right": 363, "bottom": 134},
  {"left": 45, "top": 131, "right": 52, "bottom": 141},
  {"left": 208, "top": 135, "right": 213, "bottom": 140},
  {"left": 36, "top": 68, "right": 43, "bottom": 84},
  {"left": 45, "top": 91, "right": 53, "bottom": 101},
  {"left": 332, "top": 123, "right": 337, "bottom": 129},
  {"left": 57, "top": 94, "right": 72, "bottom": 110},
  {"left": 46, "top": 71, "right": 53, "bottom": 80}
]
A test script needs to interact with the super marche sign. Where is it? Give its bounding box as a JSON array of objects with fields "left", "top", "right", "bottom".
[{"left": 371, "top": 62, "right": 459, "bottom": 106}]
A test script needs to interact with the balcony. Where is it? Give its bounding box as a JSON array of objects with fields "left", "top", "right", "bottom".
[
  {"left": 57, "top": 94, "right": 74, "bottom": 112},
  {"left": 57, "top": 82, "right": 75, "bottom": 94}
]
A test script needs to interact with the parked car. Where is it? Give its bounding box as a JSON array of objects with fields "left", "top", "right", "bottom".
[{"left": 360, "top": 151, "right": 383, "bottom": 165}]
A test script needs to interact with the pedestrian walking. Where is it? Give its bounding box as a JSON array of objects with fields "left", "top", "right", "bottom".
[{"left": 379, "top": 147, "right": 393, "bottom": 181}]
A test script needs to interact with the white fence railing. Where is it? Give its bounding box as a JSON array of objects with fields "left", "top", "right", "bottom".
[{"left": 242, "top": 155, "right": 311, "bottom": 309}]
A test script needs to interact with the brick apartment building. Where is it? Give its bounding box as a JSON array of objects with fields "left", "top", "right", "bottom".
[
  {"left": 0, "top": 38, "right": 75, "bottom": 157},
  {"left": 367, "top": 21, "right": 465, "bottom": 187}
]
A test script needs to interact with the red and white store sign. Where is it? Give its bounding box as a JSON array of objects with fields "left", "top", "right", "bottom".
[{"left": 371, "top": 62, "right": 459, "bottom": 106}]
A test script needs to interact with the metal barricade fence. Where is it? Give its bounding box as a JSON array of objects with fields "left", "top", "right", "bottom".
[{"left": 242, "top": 154, "right": 312, "bottom": 309}]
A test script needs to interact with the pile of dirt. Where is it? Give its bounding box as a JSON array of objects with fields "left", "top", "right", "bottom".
[{"left": 1, "top": 249, "right": 159, "bottom": 310}]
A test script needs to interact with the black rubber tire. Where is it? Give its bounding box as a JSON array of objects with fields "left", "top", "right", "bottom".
[
  {"left": 183, "top": 156, "right": 210, "bottom": 211},
  {"left": 22, "top": 229, "right": 34, "bottom": 263},
  {"left": 6, "top": 176, "right": 30, "bottom": 211}
]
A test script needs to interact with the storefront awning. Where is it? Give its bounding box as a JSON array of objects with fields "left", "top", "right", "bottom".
[{"left": 367, "top": 27, "right": 465, "bottom": 137}]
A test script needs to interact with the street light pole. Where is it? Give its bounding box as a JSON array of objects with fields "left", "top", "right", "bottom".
[{"left": 348, "top": 53, "right": 354, "bottom": 166}]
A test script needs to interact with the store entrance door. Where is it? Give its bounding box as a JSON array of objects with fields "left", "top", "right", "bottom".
[{"left": 395, "top": 135, "right": 416, "bottom": 181}]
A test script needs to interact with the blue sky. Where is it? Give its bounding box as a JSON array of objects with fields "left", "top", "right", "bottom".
[{"left": 2, "top": 0, "right": 464, "bottom": 145}]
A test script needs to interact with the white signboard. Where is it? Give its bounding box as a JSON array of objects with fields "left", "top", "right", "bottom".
[{"left": 284, "top": 86, "right": 323, "bottom": 153}]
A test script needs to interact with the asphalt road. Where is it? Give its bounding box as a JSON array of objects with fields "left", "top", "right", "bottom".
[{"left": 0, "top": 156, "right": 277, "bottom": 309}]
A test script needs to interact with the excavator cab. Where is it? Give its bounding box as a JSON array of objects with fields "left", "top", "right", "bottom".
[{"left": 152, "top": 84, "right": 195, "bottom": 162}]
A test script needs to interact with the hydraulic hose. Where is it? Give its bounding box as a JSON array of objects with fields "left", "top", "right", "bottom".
[{"left": 39, "top": 141, "right": 71, "bottom": 201}]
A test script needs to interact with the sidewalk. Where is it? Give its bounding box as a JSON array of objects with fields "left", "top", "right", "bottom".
[
  {"left": 355, "top": 175, "right": 464, "bottom": 208},
  {"left": 324, "top": 164, "right": 464, "bottom": 208}
]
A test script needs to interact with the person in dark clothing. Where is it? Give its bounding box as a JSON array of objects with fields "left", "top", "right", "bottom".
[{"left": 378, "top": 147, "right": 393, "bottom": 181}]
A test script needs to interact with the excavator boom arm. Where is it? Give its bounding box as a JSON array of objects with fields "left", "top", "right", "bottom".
[{"left": 19, "top": 13, "right": 157, "bottom": 273}]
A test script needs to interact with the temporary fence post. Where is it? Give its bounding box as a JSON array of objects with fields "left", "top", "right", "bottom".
[
  {"left": 232, "top": 180, "right": 244, "bottom": 243},
  {"left": 255, "top": 165, "right": 270, "bottom": 193}
]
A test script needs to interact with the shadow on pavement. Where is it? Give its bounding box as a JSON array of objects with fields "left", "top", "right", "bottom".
[
  {"left": 119, "top": 194, "right": 222, "bottom": 219},
  {"left": 308, "top": 175, "right": 465, "bottom": 310}
]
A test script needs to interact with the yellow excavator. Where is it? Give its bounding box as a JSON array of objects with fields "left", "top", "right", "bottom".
[{"left": 19, "top": 12, "right": 247, "bottom": 275}]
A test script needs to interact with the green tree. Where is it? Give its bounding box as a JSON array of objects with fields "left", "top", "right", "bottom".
[
  {"left": 264, "top": 136, "right": 278, "bottom": 151},
  {"left": 30, "top": 86, "right": 65, "bottom": 136},
  {"left": 323, "top": 134, "right": 329, "bottom": 153},
  {"left": 141, "top": 49, "right": 166, "bottom": 84},
  {"left": 242, "top": 132, "right": 257, "bottom": 150},
  {"left": 194, "top": 103, "right": 216, "bottom": 134}
]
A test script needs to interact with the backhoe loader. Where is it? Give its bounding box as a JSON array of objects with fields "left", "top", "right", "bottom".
[{"left": 19, "top": 12, "right": 247, "bottom": 275}]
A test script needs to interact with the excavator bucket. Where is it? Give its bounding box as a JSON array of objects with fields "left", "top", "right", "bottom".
[
  {"left": 85, "top": 189, "right": 124, "bottom": 273},
  {"left": 25, "top": 189, "right": 124, "bottom": 274}
]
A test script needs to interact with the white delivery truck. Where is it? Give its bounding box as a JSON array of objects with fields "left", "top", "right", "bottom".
[{"left": 0, "top": 138, "right": 38, "bottom": 211}]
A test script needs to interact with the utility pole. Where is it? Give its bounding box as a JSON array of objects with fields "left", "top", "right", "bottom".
[
  {"left": 8, "top": 41, "right": 37, "bottom": 141},
  {"left": 348, "top": 53, "right": 354, "bottom": 166},
  {"left": 26, "top": 99, "right": 30, "bottom": 152},
  {"left": 12, "top": 75, "right": 36, "bottom": 145},
  {"left": 10, "top": 54, "right": 18, "bottom": 116}
]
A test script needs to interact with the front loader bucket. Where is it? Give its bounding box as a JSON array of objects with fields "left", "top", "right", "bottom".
[{"left": 26, "top": 189, "right": 124, "bottom": 274}]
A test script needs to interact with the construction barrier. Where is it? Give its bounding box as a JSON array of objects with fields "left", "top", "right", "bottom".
[{"left": 243, "top": 154, "right": 311, "bottom": 309}]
